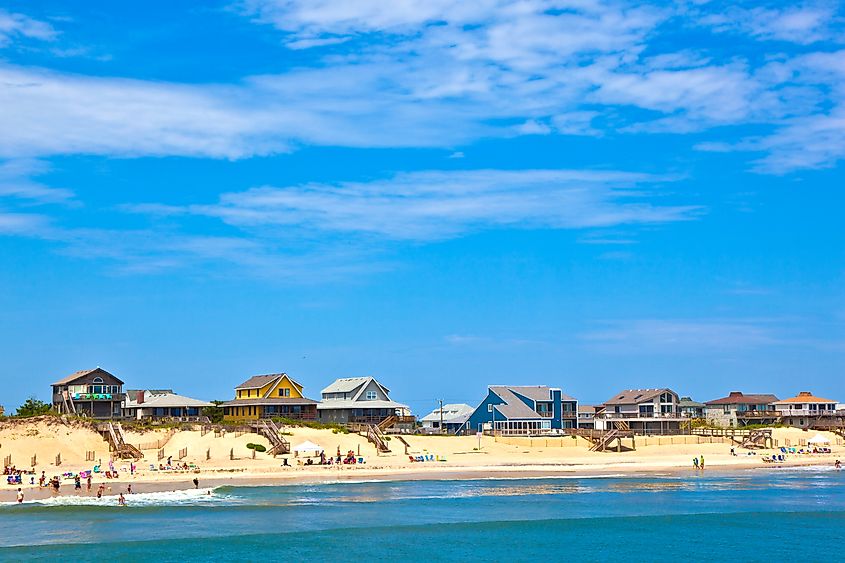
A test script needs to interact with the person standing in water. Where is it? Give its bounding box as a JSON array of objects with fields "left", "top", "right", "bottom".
[
  {"left": 192, "top": 477, "right": 199, "bottom": 489},
  {"left": 118, "top": 493, "right": 126, "bottom": 506},
  {"left": 16, "top": 488, "right": 24, "bottom": 503}
]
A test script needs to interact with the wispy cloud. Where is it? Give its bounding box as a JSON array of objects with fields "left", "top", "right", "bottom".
[
  {"left": 697, "top": 4, "right": 841, "bottom": 45},
  {"left": 0, "top": 9, "right": 57, "bottom": 47},
  {"left": 0, "top": 159, "right": 74, "bottom": 203},
  {"left": 581, "top": 318, "right": 780, "bottom": 352},
  {"left": 127, "top": 168, "right": 701, "bottom": 242},
  {"left": 0, "top": 3, "right": 842, "bottom": 172}
]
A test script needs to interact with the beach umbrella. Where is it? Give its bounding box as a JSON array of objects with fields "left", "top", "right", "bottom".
[
  {"left": 292, "top": 441, "right": 324, "bottom": 456},
  {"left": 807, "top": 434, "right": 830, "bottom": 444}
]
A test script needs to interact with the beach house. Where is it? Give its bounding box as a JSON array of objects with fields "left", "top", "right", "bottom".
[
  {"left": 774, "top": 391, "right": 842, "bottom": 429},
  {"left": 678, "top": 397, "right": 705, "bottom": 419},
  {"left": 577, "top": 405, "right": 597, "bottom": 429},
  {"left": 595, "top": 389, "right": 685, "bottom": 434},
  {"left": 123, "top": 390, "right": 213, "bottom": 422},
  {"left": 317, "top": 377, "right": 413, "bottom": 430},
  {"left": 461, "top": 386, "right": 577, "bottom": 435},
  {"left": 420, "top": 403, "right": 474, "bottom": 434},
  {"left": 51, "top": 367, "right": 125, "bottom": 419},
  {"left": 221, "top": 373, "right": 318, "bottom": 421},
  {"left": 704, "top": 391, "right": 779, "bottom": 427}
]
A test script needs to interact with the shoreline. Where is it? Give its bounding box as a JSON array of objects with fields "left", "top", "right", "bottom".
[{"left": 4, "top": 455, "right": 838, "bottom": 503}]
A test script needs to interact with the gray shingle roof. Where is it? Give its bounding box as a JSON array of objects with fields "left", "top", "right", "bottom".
[
  {"left": 489, "top": 387, "right": 543, "bottom": 419},
  {"left": 52, "top": 367, "right": 124, "bottom": 386},
  {"left": 321, "top": 377, "right": 389, "bottom": 395},
  {"left": 603, "top": 388, "right": 673, "bottom": 406},
  {"left": 235, "top": 373, "right": 303, "bottom": 391}
]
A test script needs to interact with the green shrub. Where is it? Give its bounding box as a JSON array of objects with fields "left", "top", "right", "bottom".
[{"left": 253, "top": 444, "right": 266, "bottom": 452}]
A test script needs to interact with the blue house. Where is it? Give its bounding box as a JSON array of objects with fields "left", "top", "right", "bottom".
[{"left": 461, "top": 386, "right": 577, "bottom": 435}]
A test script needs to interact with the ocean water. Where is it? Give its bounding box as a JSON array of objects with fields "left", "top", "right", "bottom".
[{"left": 1, "top": 466, "right": 843, "bottom": 561}]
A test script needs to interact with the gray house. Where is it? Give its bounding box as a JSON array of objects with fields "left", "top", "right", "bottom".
[
  {"left": 317, "top": 377, "right": 411, "bottom": 428},
  {"left": 595, "top": 388, "right": 685, "bottom": 434},
  {"left": 52, "top": 367, "right": 125, "bottom": 419}
]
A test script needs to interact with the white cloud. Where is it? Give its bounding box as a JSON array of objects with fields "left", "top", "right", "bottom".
[
  {"left": 699, "top": 5, "right": 840, "bottom": 45},
  {"left": 128, "top": 168, "right": 700, "bottom": 242},
  {"left": 581, "top": 318, "right": 779, "bottom": 352},
  {"left": 0, "top": 159, "right": 74, "bottom": 203},
  {"left": 0, "top": 9, "right": 56, "bottom": 47}
]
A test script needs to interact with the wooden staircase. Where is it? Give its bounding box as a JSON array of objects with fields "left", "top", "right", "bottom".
[
  {"left": 377, "top": 415, "right": 398, "bottom": 432},
  {"left": 614, "top": 420, "right": 630, "bottom": 431},
  {"left": 105, "top": 422, "right": 143, "bottom": 460},
  {"left": 366, "top": 424, "right": 391, "bottom": 453},
  {"left": 739, "top": 429, "right": 772, "bottom": 449},
  {"left": 256, "top": 419, "right": 290, "bottom": 456},
  {"left": 590, "top": 429, "right": 620, "bottom": 452}
]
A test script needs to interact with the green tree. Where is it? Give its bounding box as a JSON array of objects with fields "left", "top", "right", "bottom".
[
  {"left": 14, "top": 397, "right": 52, "bottom": 418},
  {"left": 202, "top": 400, "right": 225, "bottom": 423}
]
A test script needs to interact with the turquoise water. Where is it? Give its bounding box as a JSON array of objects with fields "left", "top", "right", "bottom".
[{"left": 1, "top": 466, "right": 843, "bottom": 561}]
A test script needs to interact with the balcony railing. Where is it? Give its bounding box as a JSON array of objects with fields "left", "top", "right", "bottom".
[
  {"left": 736, "top": 410, "right": 780, "bottom": 418},
  {"left": 776, "top": 409, "right": 840, "bottom": 417},
  {"left": 597, "top": 412, "right": 684, "bottom": 419},
  {"left": 350, "top": 415, "right": 416, "bottom": 425}
]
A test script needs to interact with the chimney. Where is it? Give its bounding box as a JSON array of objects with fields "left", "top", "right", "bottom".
[{"left": 137, "top": 390, "right": 144, "bottom": 405}]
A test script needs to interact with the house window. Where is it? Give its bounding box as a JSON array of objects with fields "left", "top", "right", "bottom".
[
  {"left": 366, "top": 391, "right": 377, "bottom": 400},
  {"left": 488, "top": 404, "right": 493, "bottom": 412},
  {"left": 279, "top": 388, "right": 290, "bottom": 397},
  {"left": 93, "top": 377, "right": 104, "bottom": 384}
]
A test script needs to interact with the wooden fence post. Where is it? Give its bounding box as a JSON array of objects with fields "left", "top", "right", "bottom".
[
  {"left": 55, "top": 453, "right": 61, "bottom": 466},
  {"left": 230, "top": 448, "right": 234, "bottom": 460},
  {"left": 206, "top": 448, "right": 211, "bottom": 461},
  {"left": 31, "top": 454, "right": 37, "bottom": 467}
]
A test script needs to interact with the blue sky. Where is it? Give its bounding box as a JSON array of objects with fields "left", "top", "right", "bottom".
[{"left": 1, "top": 1, "right": 844, "bottom": 414}]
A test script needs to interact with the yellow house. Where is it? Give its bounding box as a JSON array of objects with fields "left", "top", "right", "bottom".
[{"left": 221, "top": 373, "right": 318, "bottom": 421}]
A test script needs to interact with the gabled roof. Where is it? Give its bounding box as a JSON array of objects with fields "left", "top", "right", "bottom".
[
  {"left": 578, "top": 405, "right": 597, "bottom": 414},
  {"left": 321, "top": 376, "right": 390, "bottom": 396},
  {"left": 52, "top": 367, "right": 124, "bottom": 386},
  {"left": 489, "top": 387, "right": 543, "bottom": 419},
  {"left": 776, "top": 391, "right": 837, "bottom": 404},
  {"left": 124, "top": 390, "right": 212, "bottom": 409},
  {"left": 505, "top": 386, "right": 574, "bottom": 402},
  {"left": 235, "top": 373, "right": 303, "bottom": 392},
  {"left": 679, "top": 397, "right": 705, "bottom": 408},
  {"left": 420, "top": 404, "right": 474, "bottom": 424},
  {"left": 705, "top": 391, "right": 779, "bottom": 406},
  {"left": 603, "top": 388, "right": 674, "bottom": 406}
]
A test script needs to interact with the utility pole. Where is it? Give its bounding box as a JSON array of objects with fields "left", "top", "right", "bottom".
[{"left": 439, "top": 399, "right": 444, "bottom": 435}]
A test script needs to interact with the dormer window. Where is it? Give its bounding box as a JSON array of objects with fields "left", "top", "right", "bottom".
[{"left": 366, "top": 391, "right": 377, "bottom": 400}]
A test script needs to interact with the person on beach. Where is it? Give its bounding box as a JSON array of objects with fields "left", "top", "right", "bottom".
[
  {"left": 75, "top": 475, "right": 81, "bottom": 490},
  {"left": 87, "top": 475, "right": 92, "bottom": 492},
  {"left": 97, "top": 484, "right": 104, "bottom": 499},
  {"left": 130, "top": 462, "right": 135, "bottom": 476},
  {"left": 693, "top": 457, "right": 699, "bottom": 469},
  {"left": 38, "top": 471, "right": 45, "bottom": 487},
  {"left": 118, "top": 493, "right": 126, "bottom": 506},
  {"left": 127, "top": 484, "right": 132, "bottom": 494},
  {"left": 193, "top": 477, "right": 199, "bottom": 489},
  {"left": 16, "top": 488, "right": 23, "bottom": 503},
  {"left": 699, "top": 455, "right": 705, "bottom": 469},
  {"left": 836, "top": 460, "right": 841, "bottom": 470}
]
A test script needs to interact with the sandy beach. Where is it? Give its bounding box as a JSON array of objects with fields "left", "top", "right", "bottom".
[{"left": 2, "top": 417, "right": 842, "bottom": 502}]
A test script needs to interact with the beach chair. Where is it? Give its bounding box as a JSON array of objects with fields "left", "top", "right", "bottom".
[
  {"left": 780, "top": 447, "right": 787, "bottom": 453},
  {"left": 408, "top": 456, "right": 416, "bottom": 462}
]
